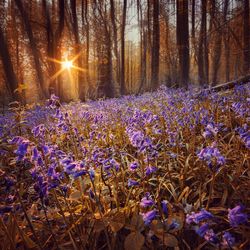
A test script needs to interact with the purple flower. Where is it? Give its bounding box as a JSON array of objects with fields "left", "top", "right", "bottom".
[
  {"left": 65, "top": 162, "right": 77, "bottom": 173},
  {"left": 204, "top": 229, "right": 219, "bottom": 244},
  {"left": 89, "top": 188, "right": 95, "bottom": 199},
  {"left": 186, "top": 209, "right": 213, "bottom": 224},
  {"left": 161, "top": 200, "right": 168, "bottom": 217},
  {"left": 142, "top": 209, "right": 157, "bottom": 225},
  {"left": 222, "top": 232, "right": 235, "bottom": 247},
  {"left": 228, "top": 205, "right": 248, "bottom": 227},
  {"left": 236, "top": 125, "right": 250, "bottom": 149},
  {"left": 0, "top": 205, "right": 13, "bottom": 215},
  {"left": 196, "top": 223, "right": 209, "bottom": 237},
  {"left": 32, "top": 147, "right": 39, "bottom": 161},
  {"left": 72, "top": 169, "right": 87, "bottom": 179},
  {"left": 145, "top": 165, "right": 157, "bottom": 176},
  {"left": 140, "top": 194, "right": 155, "bottom": 208},
  {"left": 89, "top": 168, "right": 95, "bottom": 181},
  {"left": 202, "top": 123, "right": 218, "bottom": 138},
  {"left": 130, "top": 162, "right": 139, "bottom": 171},
  {"left": 61, "top": 185, "right": 69, "bottom": 195},
  {"left": 15, "top": 140, "right": 29, "bottom": 161},
  {"left": 128, "top": 179, "right": 139, "bottom": 187},
  {"left": 4, "top": 177, "right": 15, "bottom": 191},
  {"left": 42, "top": 145, "right": 50, "bottom": 155},
  {"left": 169, "top": 220, "right": 179, "bottom": 230},
  {"left": 197, "top": 144, "right": 225, "bottom": 168}
]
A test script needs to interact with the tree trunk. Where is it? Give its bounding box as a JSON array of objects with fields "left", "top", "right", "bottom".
[
  {"left": 176, "top": 0, "right": 189, "bottom": 88},
  {"left": 0, "top": 25, "right": 19, "bottom": 101},
  {"left": 15, "top": 0, "right": 46, "bottom": 99},
  {"left": 71, "top": 0, "right": 85, "bottom": 101},
  {"left": 120, "top": 0, "right": 127, "bottom": 95},
  {"left": 243, "top": 0, "right": 250, "bottom": 73},
  {"left": 110, "top": 0, "right": 120, "bottom": 89},
  {"left": 151, "top": 0, "right": 160, "bottom": 90},
  {"left": 198, "top": 0, "right": 206, "bottom": 86}
]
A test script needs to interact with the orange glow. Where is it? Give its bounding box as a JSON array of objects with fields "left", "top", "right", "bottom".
[
  {"left": 47, "top": 51, "right": 86, "bottom": 84},
  {"left": 62, "top": 60, "right": 73, "bottom": 69}
]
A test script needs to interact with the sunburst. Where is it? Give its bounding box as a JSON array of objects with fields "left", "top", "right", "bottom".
[{"left": 47, "top": 51, "right": 86, "bottom": 82}]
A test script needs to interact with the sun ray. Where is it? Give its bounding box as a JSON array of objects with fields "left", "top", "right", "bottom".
[
  {"left": 71, "top": 65, "right": 86, "bottom": 72},
  {"left": 47, "top": 51, "right": 86, "bottom": 83},
  {"left": 50, "top": 68, "right": 65, "bottom": 81}
]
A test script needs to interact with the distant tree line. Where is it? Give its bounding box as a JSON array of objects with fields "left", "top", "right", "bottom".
[{"left": 0, "top": 0, "right": 249, "bottom": 103}]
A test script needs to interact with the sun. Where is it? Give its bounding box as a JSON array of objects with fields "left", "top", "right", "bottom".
[{"left": 62, "top": 60, "right": 73, "bottom": 69}]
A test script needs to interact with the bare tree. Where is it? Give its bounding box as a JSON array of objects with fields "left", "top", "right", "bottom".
[
  {"left": 0, "top": 25, "right": 19, "bottom": 101},
  {"left": 176, "top": 0, "right": 189, "bottom": 87},
  {"left": 243, "top": 0, "right": 250, "bottom": 73},
  {"left": 120, "top": 0, "right": 127, "bottom": 95},
  {"left": 151, "top": 0, "right": 160, "bottom": 90},
  {"left": 70, "top": 0, "right": 85, "bottom": 101},
  {"left": 15, "top": 0, "right": 46, "bottom": 98}
]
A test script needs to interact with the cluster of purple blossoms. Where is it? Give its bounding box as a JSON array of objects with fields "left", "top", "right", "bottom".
[
  {"left": 231, "top": 101, "right": 249, "bottom": 118},
  {"left": 9, "top": 136, "right": 30, "bottom": 161},
  {"left": 197, "top": 143, "right": 225, "bottom": 169},
  {"left": 222, "top": 232, "right": 235, "bottom": 248},
  {"left": 228, "top": 205, "right": 248, "bottom": 227},
  {"left": 47, "top": 94, "right": 60, "bottom": 109},
  {"left": 128, "top": 179, "right": 139, "bottom": 187},
  {"left": 140, "top": 193, "right": 155, "bottom": 208},
  {"left": 202, "top": 123, "right": 219, "bottom": 138},
  {"left": 145, "top": 165, "right": 157, "bottom": 176},
  {"left": 61, "top": 157, "right": 88, "bottom": 179},
  {"left": 186, "top": 209, "right": 219, "bottom": 245},
  {"left": 130, "top": 161, "right": 139, "bottom": 171},
  {"left": 142, "top": 209, "right": 157, "bottom": 225},
  {"left": 140, "top": 193, "right": 157, "bottom": 225},
  {"left": 139, "top": 194, "right": 171, "bottom": 226},
  {"left": 236, "top": 124, "right": 250, "bottom": 149},
  {"left": 186, "top": 205, "right": 248, "bottom": 247},
  {"left": 186, "top": 209, "right": 213, "bottom": 224}
]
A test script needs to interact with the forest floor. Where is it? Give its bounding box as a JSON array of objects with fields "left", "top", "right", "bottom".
[{"left": 0, "top": 84, "right": 249, "bottom": 249}]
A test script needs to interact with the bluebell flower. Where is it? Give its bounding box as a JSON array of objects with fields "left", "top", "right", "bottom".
[
  {"left": 42, "top": 145, "right": 50, "bottom": 155},
  {"left": 0, "top": 205, "right": 13, "bottom": 215},
  {"left": 128, "top": 179, "right": 139, "bottom": 187},
  {"left": 89, "top": 188, "right": 95, "bottom": 199},
  {"left": 196, "top": 223, "right": 209, "bottom": 237},
  {"left": 236, "top": 125, "right": 250, "bottom": 149},
  {"left": 228, "top": 205, "right": 248, "bottom": 227},
  {"left": 222, "top": 232, "right": 235, "bottom": 247},
  {"left": 169, "top": 220, "right": 180, "bottom": 230},
  {"left": 161, "top": 200, "right": 168, "bottom": 217},
  {"left": 61, "top": 185, "right": 69, "bottom": 195},
  {"left": 15, "top": 140, "right": 29, "bottom": 161},
  {"left": 197, "top": 144, "right": 225, "bottom": 168},
  {"left": 186, "top": 209, "right": 213, "bottom": 224},
  {"left": 202, "top": 123, "right": 218, "bottom": 138},
  {"left": 32, "top": 147, "right": 39, "bottom": 161},
  {"left": 142, "top": 209, "right": 157, "bottom": 225},
  {"left": 72, "top": 169, "right": 87, "bottom": 179},
  {"left": 65, "top": 162, "right": 77, "bottom": 173},
  {"left": 140, "top": 194, "right": 155, "bottom": 208},
  {"left": 89, "top": 168, "right": 95, "bottom": 181},
  {"left": 145, "top": 165, "right": 157, "bottom": 176},
  {"left": 204, "top": 229, "right": 219, "bottom": 244},
  {"left": 130, "top": 162, "right": 139, "bottom": 171},
  {"left": 4, "top": 177, "right": 15, "bottom": 191}
]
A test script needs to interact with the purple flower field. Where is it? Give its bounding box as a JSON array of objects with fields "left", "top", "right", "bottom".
[{"left": 0, "top": 85, "right": 249, "bottom": 249}]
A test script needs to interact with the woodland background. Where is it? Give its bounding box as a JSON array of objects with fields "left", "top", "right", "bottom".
[{"left": 0, "top": 0, "right": 249, "bottom": 103}]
